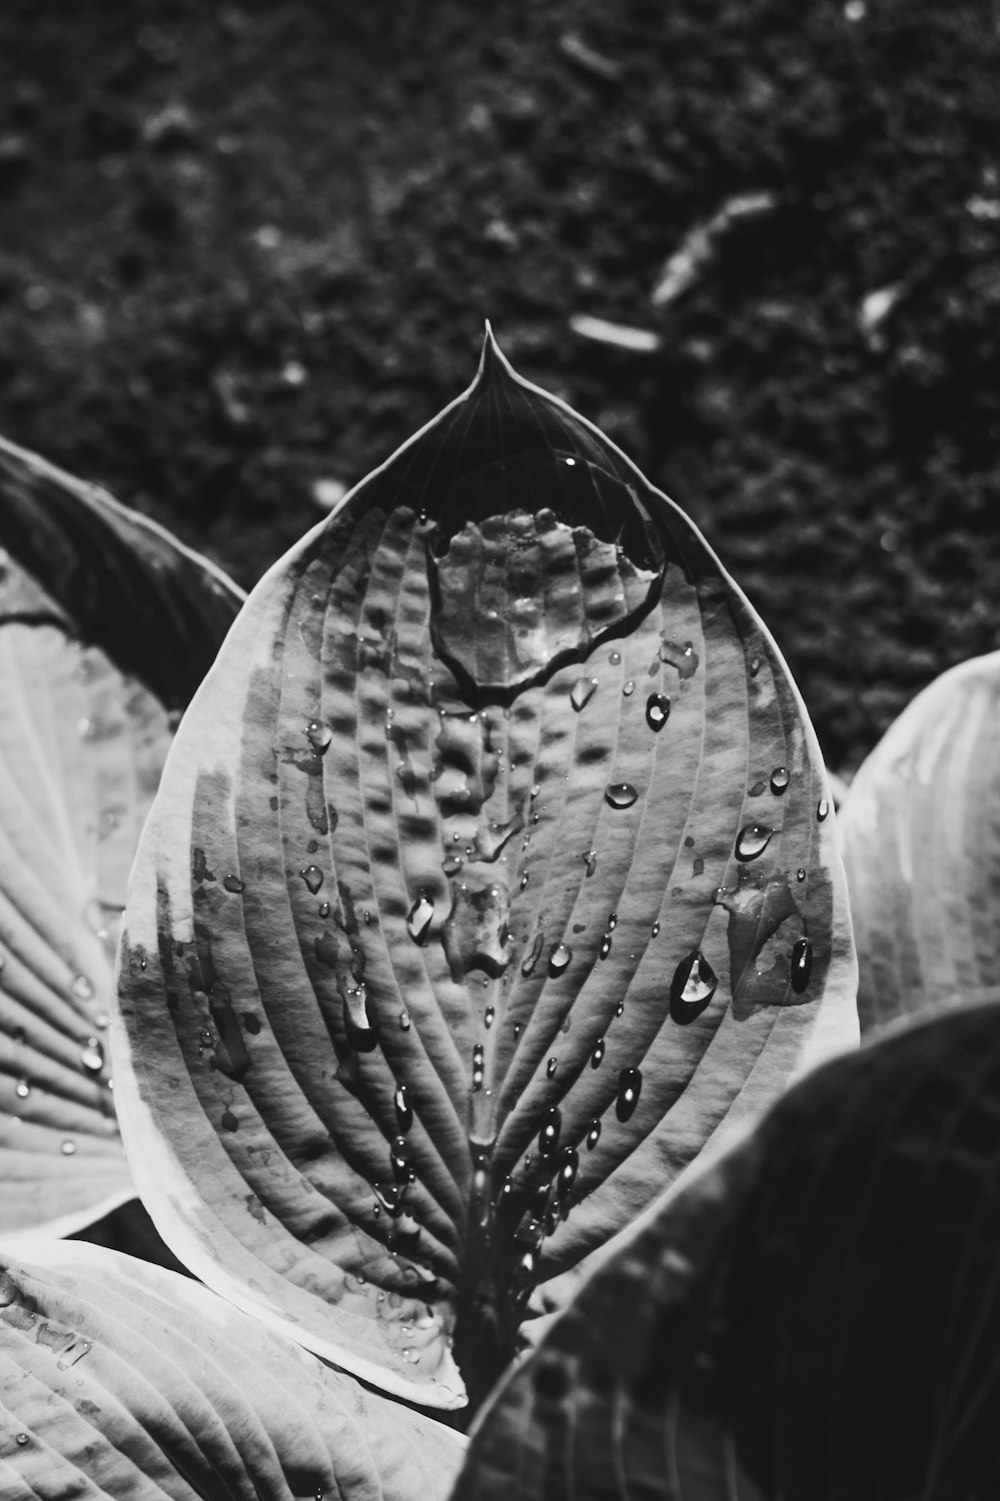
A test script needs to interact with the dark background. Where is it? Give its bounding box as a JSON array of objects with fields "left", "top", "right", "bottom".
[{"left": 2, "top": 0, "right": 999, "bottom": 774}]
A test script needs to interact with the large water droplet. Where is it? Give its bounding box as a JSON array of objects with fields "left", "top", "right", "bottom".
[
  {"left": 393, "top": 1084, "right": 413, "bottom": 1134},
  {"left": 585, "top": 1119, "right": 601, "bottom": 1150},
  {"left": 80, "top": 1037, "right": 104, "bottom": 1073},
  {"left": 645, "top": 692, "right": 671, "bottom": 731},
  {"left": 342, "top": 984, "right": 379, "bottom": 1052},
  {"left": 735, "top": 823, "right": 775, "bottom": 862},
  {"left": 570, "top": 677, "right": 599, "bottom": 712},
  {"left": 615, "top": 1068, "right": 642, "bottom": 1122},
  {"left": 590, "top": 1037, "right": 605, "bottom": 1068},
  {"left": 406, "top": 891, "right": 434, "bottom": 945},
  {"left": 770, "top": 766, "right": 790, "bottom": 795},
  {"left": 548, "top": 942, "right": 572, "bottom": 977},
  {"left": 300, "top": 865, "right": 324, "bottom": 894},
  {"left": 521, "top": 931, "right": 544, "bottom": 977},
  {"left": 790, "top": 936, "right": 813, "bottom": 994},
  {"left": 306, "top": 718, "right": 333, "bottom": 753},
  {"left": 669, "top": 950, "right": 719, "bottom": 1024},
  {"left": 538, "top": 1106, "right": 561, "bottom": 1160},
  {"left": 605, "top": 782, "right": 638, "bottom": 810}
]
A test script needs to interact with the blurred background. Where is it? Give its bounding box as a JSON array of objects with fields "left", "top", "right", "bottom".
[{"left": 1, "top": 0, "right": 998, "bottom": 775}]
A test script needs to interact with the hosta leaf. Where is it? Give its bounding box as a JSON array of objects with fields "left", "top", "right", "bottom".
[
  {"left": 114, "top": 331, "right": 857, "bottom": 1410},
  {"left": 0, "top": 438, "right": 244, "bottom": 1239},
  {"left": 453, "top": 994, "right": 1000, "bottom": 1501},
  {"left": 0, "top": 1238, "right": 465, "bottom": 1500},
  {"left": 838, "top": 650, "right": 1000, "bottom": 1033}
]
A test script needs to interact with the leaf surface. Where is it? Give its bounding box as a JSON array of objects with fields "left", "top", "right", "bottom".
[
  {"left": 838, "top": 650, "right": 1000, "bottom": 1033},
  {"left": 0, "top": 1238, "right": 464, "bottom": 1500},
  {"left": 453, "top": 993, "right": 1000, "bottom": 1501},
  {"left": 115, "top": 332, "right": 857, "bottom": 1408},
  {"left": 0, "top": 438, "right": 244, "bottom": 1239}
]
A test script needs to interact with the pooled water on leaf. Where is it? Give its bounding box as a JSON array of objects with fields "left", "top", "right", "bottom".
[
  {"left": 735, "top": 823, "right": 775, "bottom": 862},
  {"left": 605, "top": 782, "right": 638, "bottom": 809},
  {"left": 615, "top": 1068, "right": 642, "bottom": 1121},
  {"left": 659, "top": 638, "right": 699, "bottom": 679}
]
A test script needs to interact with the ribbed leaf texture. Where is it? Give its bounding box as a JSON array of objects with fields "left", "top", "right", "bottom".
[
  {"left": 454, "top": 993, "right": 1000, "bottom": 1501},
  {"left": 0, "top": 437, "right": 244, "bottom": 1239},
  {"left": 838, "top": 651, "right": 1000, "bottom": 1034},
  {"left": 114, "top": 332, "right": 857, "bottom": 1411},
  {"left": 0, "top": 1239, "right": 464, "bottom": 1499}
]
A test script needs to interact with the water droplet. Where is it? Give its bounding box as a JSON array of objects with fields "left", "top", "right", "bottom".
[
  {"left": 790, "top": 936, "right": 813, "bottom": 994},
  {"left": 342, "top": 984, "right": 379, "bottom": 1052},
  {"left": 15, "top": 1434, "right": 28, "bottom": 1447},
  {"left": 615, "top": 1068, "right": 642, "bottom": 1122},
  {"left": 80, "top": 1038, "right": 104, "bottom": 1073},
  {"left": 548, "top": 942, "right": 572, "bottom": 977},
  {"left": 61, "top": 1138, "right": 77, "bottom": 1156},
  {"left": 609, "top": 650, "right": 622, "bottom": 666},
  {"left": 521, "top": 932, "right": 545, "bottom": 977},
  {"left": 581, "top": 849, "right": 597, "bottom": 877},
  {"left": 546, "top": 1056, "right": 558, "bottom": 1079},
  {"left": 485, "top": 1004, "right": 495, "bottom": 1029},
  {"left": 670, "top": 950, "right": 719, "bottom": 1024},
  {"left": 199, "top": 1028, "right": 214, "bottom": 1047},
  {"left": 770, "top": 766, "right": 790, "bottom": 796},
  {"left": 659, "top": 639, "right": 699, "bottom": 679},
  {"left": 605, "top": 782, "right": 638, "bottom": 810},
  {"left": 406, "top": 891, "right": 434, "bottom": 945},
  {"left": 645, "top": 692, "right": 671, "bottom": 732},
  {"left": 538, "top": 1106, "right": 561, "bottom": 1159},
  {"left": 472, "top": 1043, "right": 485, "bottom": 1091},
  {"left": 319, "top": 900, "right": 331, "bottom": 918},
  {"left": 393, "top": 1084, "right": 412, "bottom": 1133},
  {"left": 599, "top": 932, "right": 612, "bottom": 959},
  {"left": 306, "top": 718, "right": 333, "bottom": 753},
  {"left": 557, "top": 1147, "right": 579, "bottom": 1198},
  {"left": 796, "top": 867, "right": 806, "bottom": 882},
  {"left": 300, "top": 865, "right": 324, "bottom": 894},
  {"left": 519, "top": 871, "right": 529, "bottom": 890},
  {"left": 817, "top": 797, "right": 830, "bottom": 822},
  {"left": 399, "top": 1010, "right": 411, "bottom": 1031},
  {"left": 608, "top": 912, "right": 618, "bottom": 930},
  {"left": 585, "top": 1119, "right": 601, "bottom": 1150},
  {"left": 391, "top": 1135, "right": 412, "bottom": 1183},
  {"left": 651, "top": 921, "right": 660, "bottom": 938},
  {"left": 15, "top": 1079, "right": 29, "bottom": 1100},
  {"left": 735, "top": 823, "right": 775, "bottom": 862},
  {"left": 570, "top": 677, "right": 599, "bottom": 712},
  {"left": 71, "top": 975, "right": 94, "bottom": 1001},
  {"left": 223, "top": 874, "right": 245, "bottom": 894},
  {"left": 749, "top": 654, "right": 761, "bottom": 677},
  {"left": 622, "top": 679, "right": 635, "bottom": 697},
  {"left": 590, "top": 1037, "right": 605, "bottom": 1068}
]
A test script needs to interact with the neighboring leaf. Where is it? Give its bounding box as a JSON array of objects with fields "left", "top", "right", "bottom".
[
  {"left": 453, "top": 993, "right": 1000, "bottom": 1501},
  {"left": 0, "top": 438, "right": 244, "bottom": 1239},
  {"left": 838, "top": 650, "right": 1000, "bottom": 1033},
  {"left": 0, "top": 1238, "right": 465, "bottom": 1500},
  {"left": 114, "top": 330, "right": 857, "bottom": 1410}
]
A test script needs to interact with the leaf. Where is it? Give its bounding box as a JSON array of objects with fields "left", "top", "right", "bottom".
[
  {"left": 838, "top": 650, "right": 1000, "bottom": 1034},
  {"left": 0, "top": 437, "right": 244, "bottom": 1239},
  {"left": 452, "top": 993, "right": 1000, "bottom": 1501},
  {"left": 0, "top": 1238, "right": 465, "bottom": 1500},
  {"left": 114, "top": 330, "right": 857, "bottom": 1410}
]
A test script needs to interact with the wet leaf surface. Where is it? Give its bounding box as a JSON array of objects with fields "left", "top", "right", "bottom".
[
  {"left": 454, "top": 994, "right": 1000, "bottom": 1501},
  {"left": 838, "top": 650, "right": 1000, "bottom": 1034},
  {"left": 115, "top": 334, "right": 856, "bottom": 1410},
  {"left": 0, "top": 438, "right": 244, "bottom": 1239},
  {"left": 0, "top": 1238, "right": 464, "bottom": 1500}
]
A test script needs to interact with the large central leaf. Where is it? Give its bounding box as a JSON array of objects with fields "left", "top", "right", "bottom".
[{"left": 114, "top": 332, "right": 857, "bottom": 1409}]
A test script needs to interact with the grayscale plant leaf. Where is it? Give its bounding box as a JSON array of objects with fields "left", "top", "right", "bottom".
[
  {"left": 0, "top": 438, "right": 244, "bottom": 1240},
  {"left": 114, "top": 331, "right": 857, "bottom": 1410},
  {"left": 838, "top": 650, "right": 1000, "bottom": 1033},
  {"left": 0, "top": 1238, "right": 465, "bottom": 1500},
  {"left": 453, "top": 993, "right": 1000, "bottom": 1501}
]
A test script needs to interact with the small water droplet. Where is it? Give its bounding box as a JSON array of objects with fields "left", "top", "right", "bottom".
[
  {"left": 472, "top": 1043, "right": 485, "bottom": 1091},
  {"left": 15, "top": 1434, "right": 28, "bottom": 1447},
  {"left": 306, "top": 718, "right": 333, "bottom": 753},
  {"left": 319, "top": 900, "right": 331, "bottom": 917},
  {"left": 817, "top": 797, "right": 830, "bottom": 822},
  {"left": 521, "top": 932, "right": 545, "bottom": 977},
  {"left": 557, "top": 1147, "right": 579, "bottom": 1200},
  {"left": 399, "top": 1011, "right": 411, "bottom": 1031},
  {"left": 651, "top": 921, "right": 660, "bottom": 938},
  {"left": 585, "top": 1119, "right": 601, "bottom": 1150},
  {"left": 538, "top": 1106, "right": 561, "bottom": 1159},
  {"left": 342, "top": 984, "right": 379, "bottom": 1052},
  {"left": 547, "top": 942, "right": 572, "bottom": 977},
  {"left": 615, "top": 1068, "right": 642, "bottom": 1122},
  {"left": 546, "top": 1056, "right": 558, "bottom": 1079},
  {"left": 749, "top": 654, "right": 761, "bottom": 677},
  {"left": 570, "top": 677, "right": 599, "bottom": 712},
  {"left": 393, "top": 1084, "right": 413, "bottom": 1133},
  {"left": 391, "top": 1135, "right": 412, "bottom": 1183},
  {"left": 599, "top": 932, "right": 612, "bottom": 959},
  {"left": 790, "top": 936, "right": 813, "bottom": 993},
  {"left": 770, "top": 766, "right": 790, "bottom": 795},
  {"left": 223, "top": 874, "right": 245, "bottom": 894},
  {"left": 645, "top": 692, "right": 671, "bottom": 732},
  {"left": 300, "top": 865, "right": 324, "bottom": 894},
  {"left": 581, "top": 849, "right": 597, "bottom": 877},
  {"left": 406, "top": 891, "right": 434, "bottom": 945},
  {"left": 199, "top": 1028, "right": 214, "bottom": 1047},
  {"left": 15, "top": 1079, "right": 29, "bottom": 1100},
  {"left": 796, "top": 867, "right": 806, "bottom": 882},
  {"left": 609, "top": 650, "right": 622, "bottom": 665},
  {"left": 61, "top": 1138, "right": 77, "bottom": 1156},
  {"left": 590, "top": 1037, "right": 605, "bottom": 1068},
  {"left": 79, "top": 1038, "right": 104, "bottom": 1073},
  {"left": 605, "top": 782, "right": 638, "bottom": 810},
  {"left": 735, "top": 823, "right": 775, "bottom": 862},
  {"left": 71, "top": 975, "right": 94, "bottom": 1001},
  {"left": 485, "top": 1004, "right": 495, "bottom": 1029},
  {"left": 622, "top": 679, "right": 635, "bottom": 697},
  {"left": 670, "top": 950, "right": 719, "bottom": 1024}
]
